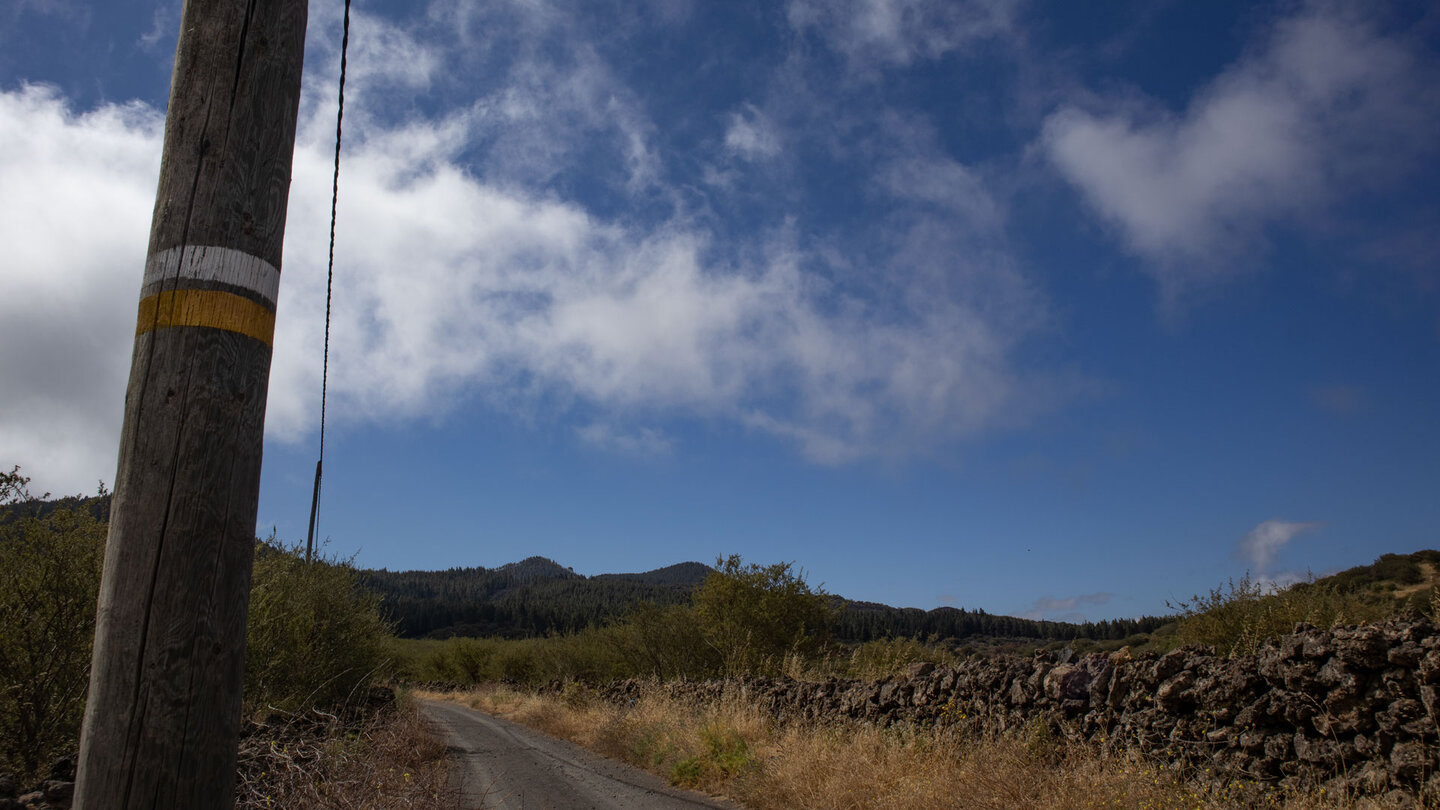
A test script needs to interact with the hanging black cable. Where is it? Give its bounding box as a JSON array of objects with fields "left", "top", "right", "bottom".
[{"left": 307, "top": 0, "right": 351, "bottom": 564}]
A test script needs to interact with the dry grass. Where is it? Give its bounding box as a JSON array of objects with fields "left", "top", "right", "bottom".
[
  {"left": 235, "top": 697, "right": 455, "bottom": 809},
  {"left": 421, "top": 683, "right": 1424, "bottom": 810}
]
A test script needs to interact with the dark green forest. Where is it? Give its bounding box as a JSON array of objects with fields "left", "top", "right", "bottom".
[
  {"left": 357, "top": 557, "right": 700, "bottom": 638},
  {"left": 357, "top": 555, "right": 1167, "bottom": 643},
  {"left": 833, "top": 601, "right": 1166, "bottom": 644}
]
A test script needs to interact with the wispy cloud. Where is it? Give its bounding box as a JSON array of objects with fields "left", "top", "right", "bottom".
[
  {"left": 1238, "top": 519, "right": 1322, "bottom": 572},
  {"left": 136, "top": 5, "right": 174, "bottom": 53},
  {"left": 1024, "top": 592, "right": 1111, "bottom": 621},
  {"left": 787, "top": 0, "right": 1020, "bottom": 70},
  {"left": 408, "top": 0, "right": 662, "bottom": 196},
  {"left": 575, "top": 424, "right": 674, "bottom": 459},
  {"left": 1041, "top": 1, "right": 1440, "bottom": 300},
  {"left": 874, "top": 110, "right": 1002, "bottom": 232},
  {"left": 723, "top": 105, "right": 781, "bottom": 160}
]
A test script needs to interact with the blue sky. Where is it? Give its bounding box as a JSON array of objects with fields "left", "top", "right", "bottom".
[{"left": 2, "top": 0, "right": 1438, "bottom": 623}]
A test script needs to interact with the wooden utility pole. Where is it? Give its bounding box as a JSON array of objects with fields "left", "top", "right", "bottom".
[{"left": 74, "top": 1, "right": 308, "bottom": 807}]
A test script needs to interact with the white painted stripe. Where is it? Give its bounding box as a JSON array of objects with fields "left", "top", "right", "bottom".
[{"left": 143, "top": 245, "right": 280, "bottom": 308}]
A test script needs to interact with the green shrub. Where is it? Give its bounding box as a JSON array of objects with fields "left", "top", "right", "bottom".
[
  {"left": 422, "top": 637, "right": 502, "bottom": 684},
  {"left": 494, "top": 639, "right": 543, "bottom": 683},
  {"left": 613, "top": 602, "right": 720, "bottom": 680},
  {"left": 395, "top": 629, "right": 639, "bottom": 687},
  {"left": 383, "top": 637, "right": 446, "bottom": 682},
  {"left": 243, "top": 540, "right": 393, "bottom": 714},
  {"left": 631, "top": 729, "right": 677, "bottom": 769},
  {"left": 0, "top": 467, "right": 397, "bottom": 774},
  {"left": 533, "top": 627, "right": 635, "bottom": 683},
  {"left": 0, "top": 468, "right": 106, "bottom": 783},
  {"left": 692, "top": 555, "right": 835, "bottom": 677},
  {"left": 1327, "top": 553, "right": 1425, "bottom": 593},
  {"left": 669, "top": 724, "right": 752, "bottom": 788}
]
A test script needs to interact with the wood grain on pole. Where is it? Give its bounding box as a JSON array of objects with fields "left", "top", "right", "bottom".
[{"left": 74, "top": 0, "right": 308, "bottom": 807}]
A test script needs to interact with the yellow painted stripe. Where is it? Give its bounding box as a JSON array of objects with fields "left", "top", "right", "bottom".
[{"left": 136, "top": 289, "right": 276, "bottom": 346}]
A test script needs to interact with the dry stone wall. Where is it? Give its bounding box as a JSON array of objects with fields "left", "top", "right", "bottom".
[{"left": 593, "top": 618, "right": 1440, "bottom": 796}]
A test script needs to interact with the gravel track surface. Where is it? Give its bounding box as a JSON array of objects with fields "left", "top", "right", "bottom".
[{"left": 420, "top": 699, "right": 739, "bottom": 810}]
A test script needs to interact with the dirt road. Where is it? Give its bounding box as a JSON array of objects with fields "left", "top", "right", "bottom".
[{"left": 419, "top": 699, "right": 739, "bottom": 810}]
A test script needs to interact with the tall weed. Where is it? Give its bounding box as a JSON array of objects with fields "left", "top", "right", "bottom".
[
  {"left": 244, "top": 540, "right": 393, "bottom": 713},
  {"left": 1168, "top": 573, "right": 1392, "bottom": 656},
  {"left": 0, "top": 477, "right": 106, "bottom": 782}
]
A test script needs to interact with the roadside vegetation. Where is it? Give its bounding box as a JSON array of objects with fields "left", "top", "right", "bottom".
[
  {"left": 0, "top": 465, "right": 450, "bottom": 808},
  {"left": 431, "top": 681, "right": 1378, "bottom": 810},
  {"left": 1166, "top": 553, "right": 1440, "bottom": 656},
  {"left": 234, "top": 695, "right": 450, "bottom": 810},
  {"left": 393, "top": 550, "right": 1440, "bottom": 691},
  {"left": 411, "top": 549, "right": 1440, "bottom": 809},
  {"left": 0, "top": 467, "right": 106, "bottom": 783},
  {"left": 10, "top": 459, "right": 1440, "bottom": 809}
]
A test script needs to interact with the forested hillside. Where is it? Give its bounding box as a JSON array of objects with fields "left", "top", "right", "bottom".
[
  {"left": 833, "top": 601, "right": 1167, "bottom": 644},
  {"left": 593, "top": 561, "right": 713, "bottom": 586},
  {"left": 358, "top": 556, "right": 1167, "bottom": 642},
  {"left": 357, "top": 557, "right": 703, "bottom": 638}
]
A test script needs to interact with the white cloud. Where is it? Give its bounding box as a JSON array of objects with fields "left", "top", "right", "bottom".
[
  {"left": 0, "top": 5, "right": 1055, "bottom": 494},
  {"left": 276, "top": 7, "right": 1053, "bottom": 466},
  {"left": 1042, "top": 1, "right": 1440, "bottom": 296},
  {"left": 275, "top": 129, "right": 1044, "bottom": 463},
  {"left": 1238, "top": 519, "right": 1321, "bottom": 572},
  {"left": 787, "top": 0, "right": 1019, "bottom": 69},
  {"left": 0, "top": 85, "right": 162, "bottom": 497}
]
